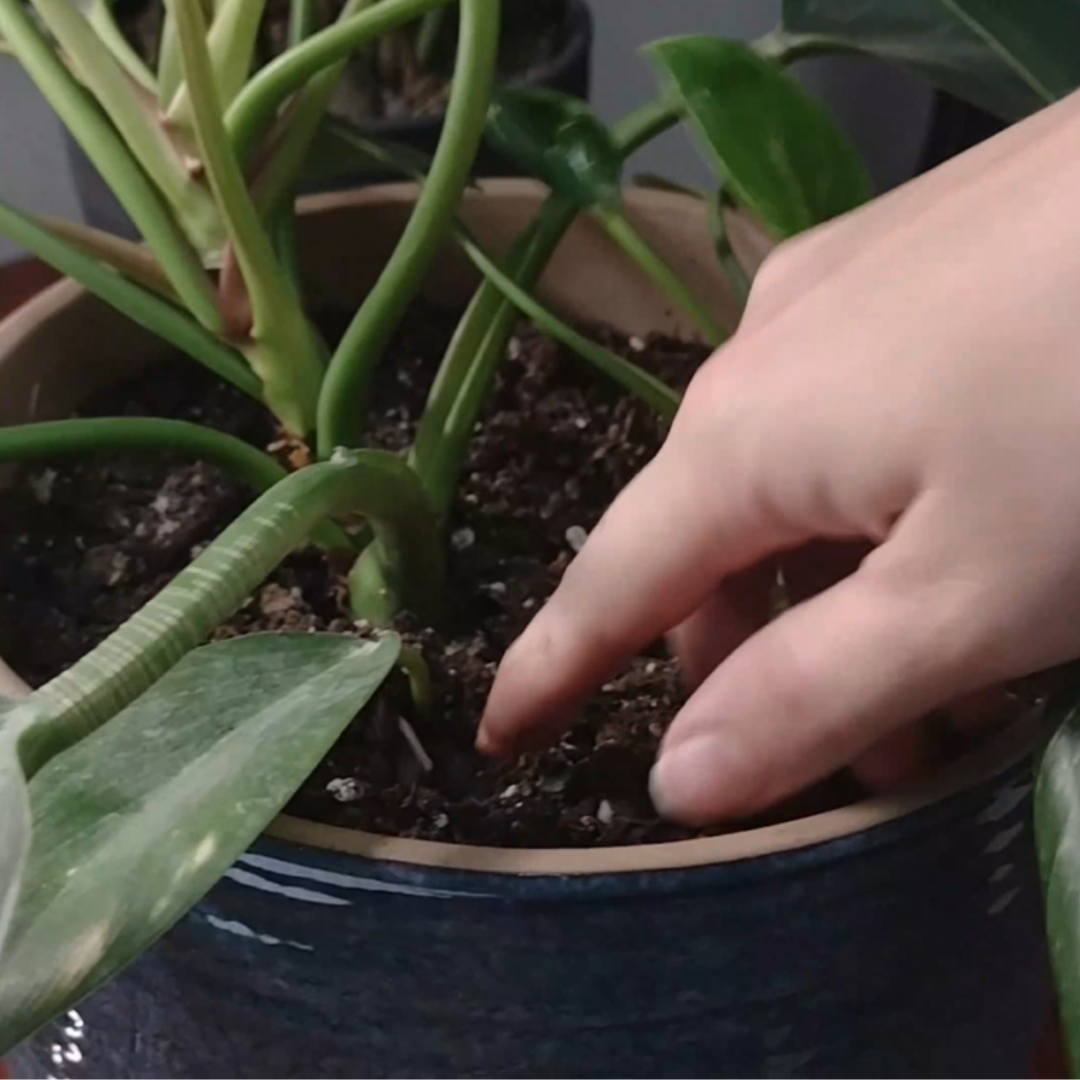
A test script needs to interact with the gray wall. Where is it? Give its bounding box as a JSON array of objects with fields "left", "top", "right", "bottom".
[
  {"left": 0, "top": 65, "right": 84, "bottom": 265},
  {"left": 0, "top": 2, "right": 936, "bottom": 264}
]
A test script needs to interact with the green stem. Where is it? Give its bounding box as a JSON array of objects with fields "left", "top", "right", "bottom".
[
  {"left": 593, "top": 203, "right": 725, "bottom": 346},
  {"left": 611, "top": 98, "right": 682, "bottom": 158},
  {"left": 317, "top": 0, "right": 500, "bottom": 459},
  {"left": 0, "top": 197, "right": 261, "bottom": 400},
  {"left": 157, "top": 9, "right": 183, "bottom": 104},
  {"left": 458, "top": 229, "right": 680, "bottom": 421},
  {"left": 169, "top": 0, "right": 324, "bottom": 438},
  {"left": 752, "top": 28, "right": 855, "bottom": 66},
  {"left": 168, "top": 0, "right": 271, "bottom": 125},
  {"left": 411, "top": 197, "right": 577, "bottom": 513},
  {"left": 709, "top": 190, "right": 752, "bottom": 309},
  {"left": 0, "top": 418, "right": 354, "bottom": 552},
  {"left": 227, "top": 0, "right": 453, "bottom": 167},
  {"left": 288, "top": 0, "right": 319, "bottom": 45},
  {"left": 253, "top": 0, "right": 376, "bottom": 222},
  {"left": 21, "top": 451, "right": 441, "bottom": 773},
  {"left": 410, "top": 99, "right": 690, "bottom": 511},
  {"left": 0, "top": 0, "right": 223, "bottom": 333},
  {"left": 416, "top": 6, "right": 447, "bottom": 71},
  {"left": 84, "top": 0, "right": 157, "bottom": 91}
]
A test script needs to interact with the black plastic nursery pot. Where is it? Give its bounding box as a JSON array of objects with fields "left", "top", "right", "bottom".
[
  {"left": 0, "top": 182, "right": 1052, "bottom": 1079},
  {"left": 64, "top": 0, "right": 593, "bottom": 237}
]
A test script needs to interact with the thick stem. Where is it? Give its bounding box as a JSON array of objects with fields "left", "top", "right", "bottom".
[
  {"left": 22, "top": 451, "right": 441, "bottom": 773},
  {"left": 317, "top": 0, "right": 501, "bottom": 459},
  {"left": 0, "top": 197, "right": 260, "bottom": 400},
  {"left": 593, "top": 203, "right": 725, "bottom": 346},
  {"left": 227, "top": 0, "right": 453, "bottom": 167},
  {"left": 458, "top": 230, "right": 680, "bottom": 420}
]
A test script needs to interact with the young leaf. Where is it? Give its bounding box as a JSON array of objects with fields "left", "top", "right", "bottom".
[
  {"left": 486, "top": 87, "right": 623, "bottom": 209},
  {"left": 0, "top": 632, "right": 399, "bottom": 1053},
  {"left": 782, "top": 0, "right": 1080, "bottom": 122},
  {"left": 647, "top": 36, "right": 873, "bottom": 239}
]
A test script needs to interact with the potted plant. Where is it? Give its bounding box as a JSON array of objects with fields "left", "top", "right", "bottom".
[
  {"left": 64, "top": 0, "right": 594, "bottom": 236},
  {"left": 0, "top": 0, "right": 1077, "bottom": 1077}
]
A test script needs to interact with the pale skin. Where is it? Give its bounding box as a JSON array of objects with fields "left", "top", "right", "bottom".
[{"left": 478, "top": 89, "right": 1080, "bottom": 827}]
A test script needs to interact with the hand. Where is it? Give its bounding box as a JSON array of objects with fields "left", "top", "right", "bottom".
[{"left": 478, "top": 90, "right": 1080, "bottom": 826}]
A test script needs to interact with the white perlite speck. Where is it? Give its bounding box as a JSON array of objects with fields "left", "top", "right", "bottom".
[
  {"left": 451, "top": 527, "right": 475, "bottom": 551},
  {"left": 597, "top": 800, "right": 614, "bottom": 826},
  {"left": 565, "top": 525, "right": 588, "bottom": 553},
  {"left": 326, "top": 777, "right": 362, "bottom": 803}
]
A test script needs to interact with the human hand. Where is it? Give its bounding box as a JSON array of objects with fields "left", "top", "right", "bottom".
[{"left": 478, "top": 90, "right": 1080, "bottom": 826}]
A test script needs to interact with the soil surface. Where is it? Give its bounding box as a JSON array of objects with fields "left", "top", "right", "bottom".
[{"left": 0, "top": 304, "right": 920, "bottom": 848}]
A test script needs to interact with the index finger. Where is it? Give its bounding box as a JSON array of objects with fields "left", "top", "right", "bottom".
[{"left": 477, "top": 429, "right": 796, "bottom": 756}]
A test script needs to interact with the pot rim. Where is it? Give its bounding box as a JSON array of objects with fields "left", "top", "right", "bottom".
[{"left": 0, "top": 180, "right": 1042, "bottom": 878}]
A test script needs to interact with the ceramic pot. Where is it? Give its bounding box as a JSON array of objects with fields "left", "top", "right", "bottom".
[{"left": 0, "top": 182, "right": 1050, "bottom": 1079}]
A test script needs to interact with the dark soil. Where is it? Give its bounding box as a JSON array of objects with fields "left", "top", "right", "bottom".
[{"left": 0, "top": 304, "right": 870, "bottom": 848}]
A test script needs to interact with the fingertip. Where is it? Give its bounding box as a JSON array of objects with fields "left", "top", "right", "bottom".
[{"left": 649, "top": 734, "right": 761, "bottom": 826}]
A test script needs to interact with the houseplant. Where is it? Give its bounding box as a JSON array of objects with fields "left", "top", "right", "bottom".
[
  {"left": 65, "top": 0, "right": 594, "bottom": 235},
  {"left": 0, "top": 0, "right": 1078, "bottom": 1076}
]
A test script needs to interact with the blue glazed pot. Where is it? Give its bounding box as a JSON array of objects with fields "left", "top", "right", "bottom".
[{"left": 12, "top": 717, "right": 1050, "bottom": 1079}]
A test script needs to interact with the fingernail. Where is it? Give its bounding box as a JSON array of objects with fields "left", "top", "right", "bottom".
[{"left": 649, "top": 736, "right": 736, "bottom": 825}]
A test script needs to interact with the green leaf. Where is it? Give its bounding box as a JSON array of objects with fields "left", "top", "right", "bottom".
[
  {"left": 1036, "top": 673, "right": 1080, "bottom": 1074},
  {"left": 0, "top": 701, "right": 30, "bottom": 962},
  {"left": 647, "top": 36, "right": 873, "bottom": 239},
  {"left": 0, "top": 632, "right": 399, "bottom": 1053},
  {"left": 486, "top": 87, "right": 623, "bottom": 209},
  {"left": 781, "top": 0, "right": 1080, "bottom": 122}
]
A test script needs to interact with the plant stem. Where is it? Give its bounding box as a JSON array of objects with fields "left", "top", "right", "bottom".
[
  {"left": 611, "top": 98, "right": 682, "bottom": 158},
  {"left": 411, "top": 96, "right": 694, "bottom": 512},
  {"left": 317, "top": 0, "right": 500, "bottom": 459},
  {"left": 288, "top": 0, "right": 319, "bottom": 45},
  {"left": 83, "top": 0, "right": 157, "bottom": 91},
  {"left": 411, "top": 198, "right": 577, "bottom": 513},
  {"left": 0, "top": 0, "right": 223, "bottom": 333},
  {"left": 169, "top": 0, "right": 324, "bottom": 438},
  {"left": 21, "top": 450, "right": 441, "bottom": 773},
  {"left": 168, "top": 0, "right": 271, "bottom": 126},
  {"left": 593, "top": 203, "right": 725, "bottom": 346},
  {"left": 416, "top": 7, "right": 447, "bottom": 71},
  {"left": 0, "top": 417, "right": 354, "bottom": 552},
  {"left": 458, "top": 229, "right": 680, "bottom": 420},
  {"left": 0, "top": 197, "right": 261, "bottom": 400},
  {"left": 252, "top": 0, "right": 376, "bottom": 222},
  {"left": 227, "top": 0, "right": 453, "bottom": 167}
]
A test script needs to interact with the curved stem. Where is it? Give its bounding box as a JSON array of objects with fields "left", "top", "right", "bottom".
[
  {"left": 316, "top": 0, "right": 500, "bottom": 459},
  {"left": 0, "top": 418, "right": 356, "bottom": 552},
  {"left": 411, "top": 197, "right": 578, "bottom": 513},
  {"left": 227, "top": 0, "right": 452, "bottom": 167},
  {"left": 458, "top": 230, "right": 680, "bottom": 421},
  {"left": 611, "top": 98, "right": 681, "bottom": 158},
  {"left": 23, "top": 451, "right": 441, "bottom": 771},
  {"left": 593, "top": 204, "right": 725, "bottom": 346},
  {"left": 0, "top": 197, "right": 261, "bottom": 401}
]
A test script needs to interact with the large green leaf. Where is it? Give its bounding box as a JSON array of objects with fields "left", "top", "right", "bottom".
[
  {"left": 0, "top": 632, "right": 399, "bottom": 1052},
  {"left": 1036, "top": 675, "right": 1080, "bottom": 1074},
  {"left": 647, "top": 36, "right": 873, "bottom": 240},
  {"left": 782, "top": 0, "right": 1080, "bottom": 122},
  {"left": 0, "top": 700, "right": 30, "bottom": 963},
  {"left": 486, "top": 87, "right": 623, "bottom": 209}
]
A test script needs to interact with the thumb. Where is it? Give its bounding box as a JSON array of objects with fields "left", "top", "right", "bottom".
[{"left": 649, "top": 546, "right": 988, "bottom": 826}]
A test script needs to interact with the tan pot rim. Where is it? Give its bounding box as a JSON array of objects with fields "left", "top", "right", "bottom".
[{"left": 0, "top": 180, "right": 1040, "bottom": 878}]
